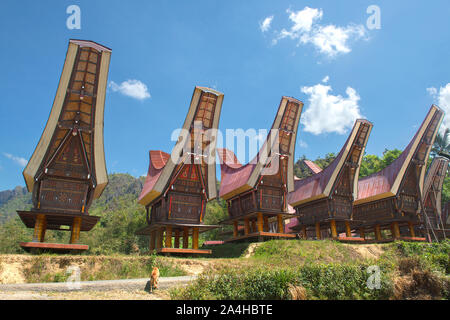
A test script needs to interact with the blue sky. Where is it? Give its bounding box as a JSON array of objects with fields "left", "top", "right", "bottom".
[{"left": 0, "top": 0, "right": 449, "bottom": 190}]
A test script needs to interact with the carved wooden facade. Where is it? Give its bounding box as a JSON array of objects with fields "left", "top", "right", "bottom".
[
  {"left": 18, "top": 40, "right": 111, "bottom": 252},
  {"left": 353, "top": 105, "right": 444, "bottom": 241},
  {"left": 218, "top": 97, "right": 303, "bottom": 242},
  {"left": 136, "top": 87, "right": 224, "bottom": 254},
  {"left": 286, "top": 120, "right": 373, "bottom": 241}
]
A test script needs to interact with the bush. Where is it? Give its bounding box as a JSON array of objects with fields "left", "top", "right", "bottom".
[{"left": 171, "top": 263, "right": 394, "bottom": 300}]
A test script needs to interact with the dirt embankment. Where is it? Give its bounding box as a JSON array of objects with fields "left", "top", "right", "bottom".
[{"left": 0, "top": 254, "right": 215, "bottom": 284}]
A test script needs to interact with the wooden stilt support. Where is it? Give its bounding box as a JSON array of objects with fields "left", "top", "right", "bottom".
[
  {"left": 233, "top": 221, "right": 238, "bottom": 237},
  {"left": 301, "top": 226, "right": 307, "bottom": 240},
  {"left": 165, "top": 225, "right": 172, "bottom": 248},
  {"left": 392, "top": 222, "right": 400, "bottom": 239},
  {"left": 149, "top": 230, "right": 156, "bottom": 251},
  {"left": 359, "top": 228, "right": 365, "bottom": 240},
  {"left": 157, "top": 228, "right": 164, "bottom": 249},
  {"left": 70, "top": 217, "right": 81, "bottom": 244},
  {"left": 408, "top": 222, "right": 415, "bottom": 238},
  {"left": 251, "top": 220, "right": 257, "bottom": 233},
  {"left": 277, "top": 214, "right": 283, "bottom": 233},
  {"left": 174, "top": 229, "right": 180, "bottom": 248},
  {"left": 345, "top": 221, "right": 352, "bottom": 237},
  {"left": 33, "top": 214, "right": 47, "bottom": 242},
  {"left": 315, "top": 222, "right": 321, "bottom": 240},
  {"left": 244, "top": 218, "right": 250, "bottom": 235},
  {"left": 330, "top": 220, "right": 338, "bottom": 239},
  {"left": 257, "top": 212, "right": 264, "bottom": 232},
  {"left": 192, "top": 227, "right": 199, "bottom": 250},
  {"left": 263, "top": 216, "right": 269, "bottom": 232},
  {"left": 183, "top": 227, "right": 189, "bottom": 249},
  {"left": 374, "top": 225, "right": 382, "bottom": 241}
]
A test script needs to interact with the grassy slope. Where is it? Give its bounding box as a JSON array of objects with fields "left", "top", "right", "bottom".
[{"left": 172, "top": 240, "right": 450, "bottom": 300}]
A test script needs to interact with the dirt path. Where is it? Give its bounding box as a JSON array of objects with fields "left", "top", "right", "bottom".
[{"left": 0, "top": 289, "right": 170, "bottom": 300}]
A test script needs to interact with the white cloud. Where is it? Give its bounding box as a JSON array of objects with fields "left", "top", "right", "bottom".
[
  {"left": 109, "top": 79, "right": 151, "bottom": 100},
  {"left": 300, "top": 79, "right": 363, "bottom": 135},
  {"left": 3, "top": 153, "right": 27, "bottom": 167},
  {"left": 427, "top": 83, "right": 450, "bottom": 131},
  {"left": 260, "top": 16, "right": 274, "bottom": 32},
  {"left": 298, "top": 140, "right": 308, "bottom": 148},
  {"left": 274, "top": 7, "right": 368, "bottom": 57}
]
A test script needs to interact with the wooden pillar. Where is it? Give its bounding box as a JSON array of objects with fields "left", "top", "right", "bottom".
[
  {"left": 277, "top": 214, "right": 284, "bottom": 233},
  {"left": 70, "top": 217, "right": 82, "bottom": 244},
  {"left": 257, "top": 212, "right": 264, "bottom": 232},
  {"left": 374, "top": 225, "right": 382, "bottom": 241},
  {"left": 33, "top": 214, "right": 47, "bottom": 242},
  {"left": 330, "top": 220, "right": 338, "bottom": 239},
  {"left": 149, "top": 230, "right": 156, "bottom": 251},
  {"left": 244, "top": 218, "right": 250, "bottom": 235},
  {"left": 408, "top": 222, "right": 415, "bottom": 237},
  {"left": 165, "top": 225, "right": 172, "bottom": 248},
  {"left": 174, "top": 229, "right": 180, "bottom": 248},
  {"left": 263, "top": 216, "right": 269, "bottom": 232},
  {"left": 301, "top": 226, "right": 307, "bottom": 240},
  {"left": 192, "top": 227, "right": 199, "bottom": 250},
  {"left": 233, "top": 221, "right": 238, "bottom": 237},
  {"left": 315, "top": 222, "right": 321, "bottom": 240},
  {"left": 183, "top": 227, "right": 189, "bottom": 249},
  {"left": 157, "top": 228, "right": 164, "bottom": 249},
  {"left": 251, "top": 220, "right": 257, "bottom": 233},
  {"left": 345, "top": 221, "right": 352, "bottom": 237},
  {"left": 359, "top": 228, "right": 365, "bottom": 240},
  {"left": 392, "top": 222, "right": 400, "bottom": 239}
]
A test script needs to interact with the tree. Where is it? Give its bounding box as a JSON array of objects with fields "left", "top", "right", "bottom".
[{"left": 432, "top": 128, "right": 450, "bottom": 157}]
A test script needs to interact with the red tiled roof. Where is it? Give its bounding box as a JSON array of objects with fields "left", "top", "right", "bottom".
[
  {"left": 288, "top": 146, "right": 344, "bottom": 204},
  {"left": 303, "top": 160, "right": 322, "bottom": 174},
  {"left": 138, "top": 150, "right": 170, "bottom": 202},
  {"left": 356, "top": 106, "right": 439, "bottom": 201},
  {"left": 217, "top": 148, "right": 256, "bottom": 198}
]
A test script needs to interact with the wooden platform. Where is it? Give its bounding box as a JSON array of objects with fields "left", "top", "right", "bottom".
[
  {"left": 20, "top": 242, "right": 89, "bottom": 253},
  {"left": 225, "top": 231, "right": 296, "bottom": 243},
  {"left": 155, "top": 247, "right": 212, "bottom": 255},
  {"left": 336, "top": 237, "right": 365, "bottom": 243}
]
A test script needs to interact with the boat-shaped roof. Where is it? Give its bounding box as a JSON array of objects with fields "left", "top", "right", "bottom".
[{"left": 288, "top": 119, "right": 373, "bottom": 207}]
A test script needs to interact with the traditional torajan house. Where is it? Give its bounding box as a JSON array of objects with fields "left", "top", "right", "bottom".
[
  {"left": 18, "top": 40, "right": 111, "bottom": 253},
  {"left": 286, "top": 119, "right": 373, "bottom": 242},
  {"left": 353, "top": 105, "right": 444, "bottom": 242},
  {"left": 217, "top": 97, "right": 303, "bottom": 242},
  {"left": 421, "top": 156, "right": 449, "bottom": 240},
  {"left": 136, "top": 86, "right": 224, "bottom": 254}
]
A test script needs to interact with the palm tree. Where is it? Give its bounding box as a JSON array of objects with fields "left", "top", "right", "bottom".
[{"left": 432, "top": 128, "right": 450, "bottom": 158}]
